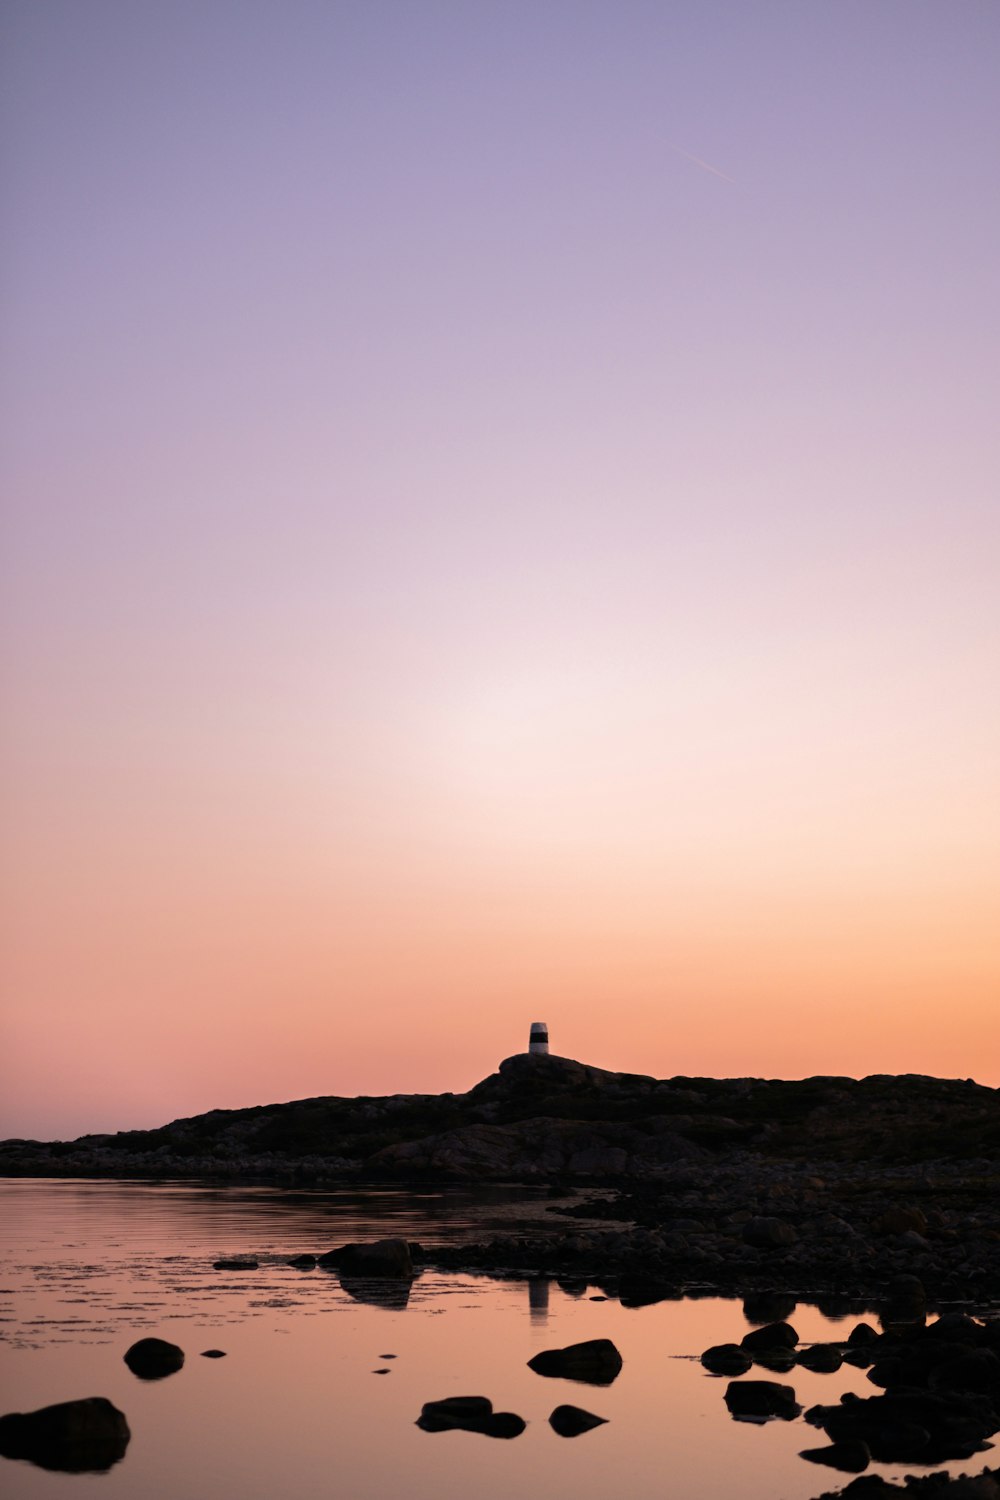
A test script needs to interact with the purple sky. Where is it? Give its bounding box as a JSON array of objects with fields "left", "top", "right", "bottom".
[{"left": 2, "top": 2, "right": 999, "bottom": 1138}]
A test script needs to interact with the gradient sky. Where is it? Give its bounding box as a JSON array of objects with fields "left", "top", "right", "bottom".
[{"left": 2, "top": 1, "right": 998, "bottom": 1139}]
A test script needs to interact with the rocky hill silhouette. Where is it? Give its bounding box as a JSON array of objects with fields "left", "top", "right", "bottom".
[{"left": 2, "top": 1054, "right": 998, "bottom": 1184}]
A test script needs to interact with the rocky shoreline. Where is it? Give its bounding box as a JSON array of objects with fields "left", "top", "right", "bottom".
[{"left": 4, "top": 1054, "right": 999, "bottom": 1308}]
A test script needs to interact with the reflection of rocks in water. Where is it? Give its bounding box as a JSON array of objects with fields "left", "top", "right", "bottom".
[
  {"left": 124, "top": 1337, "right": 185, "bottom": 1380},
  {"left": 618, "top": 1275, "right": 679, "bottom": 1309},
  {"left": 320, "top": 1238, "right": 416, "bottom": 1307},
  {"left": 0, "top": 1397, "right": 130, "bottom": 1473},
  {"left": 338, "top": 1274, "right": 412, "bottom": 1310},
  {"left": 743, "top": 1291, "right": 797, "bottom": 1325},
  {"left": 417, "top": 1397, "right": 525, "bottom": 1439},
  {"left": 528, "top": 1338, "right": 622, "bottom": 1385},
  {"left": 529, "top": 1276, "right": 550, "bottom": 1324}
]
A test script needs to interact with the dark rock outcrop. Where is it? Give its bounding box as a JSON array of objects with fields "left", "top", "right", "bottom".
[
  {"left": 806, "top": 1388, "right": 999, "bottom": 1463},
  {"left": 0, "top": 1398, "right": 130, "bottom": 1472}
]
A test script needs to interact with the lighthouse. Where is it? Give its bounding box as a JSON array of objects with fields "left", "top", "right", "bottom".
[{"left": 528, "top": 1021, "right": 549, "bottom": 1056}]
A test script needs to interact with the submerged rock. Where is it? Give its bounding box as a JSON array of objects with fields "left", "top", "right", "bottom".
[
  {"left": 528, "top": 1338, "right": 623, "bottom": 1385},
  {"left": 124, "top": 1337, "right": 185, "bottom": 1379},
  {"left": 213, "top": 1259, "right": 258, "bottom": 1271},
  {"left": 0, "top": 1397, "right": 130, "bottom": 1472},
  {"left": 548, "top": 1405, "right": 608, "bottom": 1436}
]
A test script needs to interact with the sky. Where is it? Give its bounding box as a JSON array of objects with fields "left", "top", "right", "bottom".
[{"left": 2, "top": 0, "right": 998, "bottom": 1140}]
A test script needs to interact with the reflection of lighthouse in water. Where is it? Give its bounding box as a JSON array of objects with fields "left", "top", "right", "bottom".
[
  {"left": 528, "top": 1021, "right": 549, "bottom": 1055},
  {"left": 529, "top": 1277, "right": 550, "bottom": 1324}
]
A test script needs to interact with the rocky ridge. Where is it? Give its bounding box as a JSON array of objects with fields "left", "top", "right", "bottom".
[{"left": 2, "top": 1054, "right": 997, "bottom": 1186}]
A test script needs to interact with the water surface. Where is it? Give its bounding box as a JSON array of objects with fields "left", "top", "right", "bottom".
[{"left": 0, "top": 1179, "right": 989, "bottom": 1499}]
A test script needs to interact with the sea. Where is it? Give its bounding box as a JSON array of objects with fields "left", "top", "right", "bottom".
[{"left": 0, "top": 1178, "right": 989, "bottom": 1499}]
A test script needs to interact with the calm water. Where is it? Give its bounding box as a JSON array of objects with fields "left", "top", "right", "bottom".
[{"left": 0, "top": 1179, "right": 988, "bottom": 1499}]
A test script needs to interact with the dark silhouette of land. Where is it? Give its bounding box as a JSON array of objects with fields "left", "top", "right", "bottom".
[{"left": 3, "top": 1054, "right": 999, "bottom": 1303}]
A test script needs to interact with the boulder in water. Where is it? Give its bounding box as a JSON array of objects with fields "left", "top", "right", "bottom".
[
  {"left": 124, "top": 1337, "right": 185, "bottom": 1380},
  {"left": 417, "top": 1397, "right": 525, "bottom": 1438},
  {"left": 0, "top": 1397, "right": 130, "bottom": 1472},
  {"left": 725, "top": 1380, "right": 801, "bottom": 1421},
  {"left": 528, "top": 1338, "right": 623, "bottom": 1385},
  {"left": 548, "top": 1405, "right": 608, "bottom": 1437}
]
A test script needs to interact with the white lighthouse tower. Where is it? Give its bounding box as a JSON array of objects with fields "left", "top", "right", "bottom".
[{"left": 528, "top": 1021, "right": 549, "bottom": 1056}]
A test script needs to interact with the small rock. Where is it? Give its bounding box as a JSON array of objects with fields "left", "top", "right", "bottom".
[
  {"left": 123, "top": 1338, "right": 185, "bottom": 1380},
  {"left": 701, "top": 1344, "right": 753, "bottom": 1376},
  {"left": 725, "top": 1380, "right": 801, "bottom": 1421},
  {"left": 548, "top": 1405, "right": 608, "bottom": 1437},
  {"left": 199, "top": 1350, "right": 226, "bottom": 1359},
  {"left": 287, "top": 1254, "right": 316, "bottom": 1269},
  {"left": 741, "top": 1321, "right": 799, "bottom": 1353}
]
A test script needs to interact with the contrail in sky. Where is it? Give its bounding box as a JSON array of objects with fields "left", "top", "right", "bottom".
[{"left": 669, "top": 144, "right": 736, "bottom": 184}]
